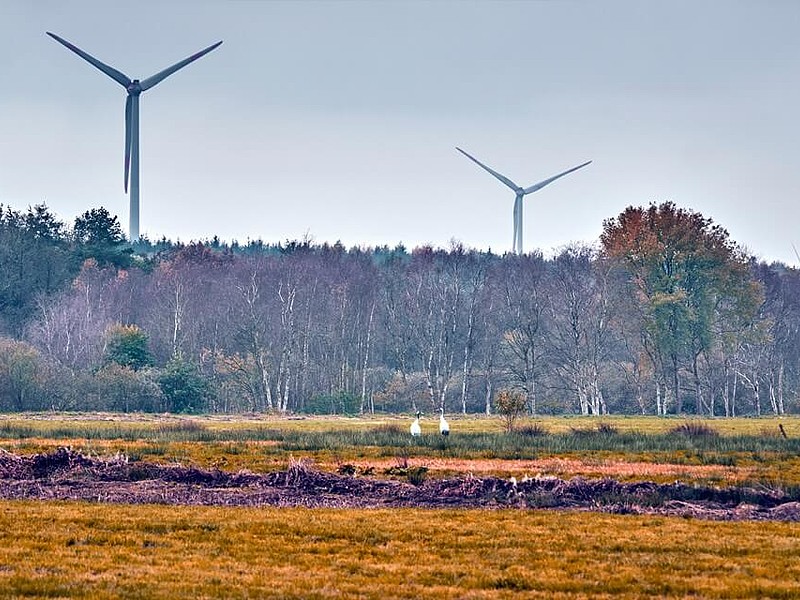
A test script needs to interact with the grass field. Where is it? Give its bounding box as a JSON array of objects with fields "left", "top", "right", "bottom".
[
  {"left": 1, "top": 501, "right": 799, "bottom": 599},
  {"left": 2, "top": 414, "right": 800, "bottom": 487},
  {"left": 2, "top": 414, "right": 800, "bottom": 598}
]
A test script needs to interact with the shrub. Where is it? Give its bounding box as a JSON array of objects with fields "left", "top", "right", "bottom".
[
  {"left": 158, "top": 356, "right": 213, "bottom": 414},
  {"left": 569, "top": 426, "right": 597, "bottom": 437},
  {"left": 94, "top": 364, "right": 163, "bottom": 412},
  {"left": 596, "top": 422, "right": 618, "bottom": 435},
  {"left": 406, "top": 466, "right": 428, "bottom": 486},
  {"left": 495, "top": 388, "right": 527, "bottom": 433},
  {"left": 516, "top": 423, "right": 549, "bottom": 437},
  {"left": 337, "top": 464, "right": 357, "bottom": 476},
  {"left": 669, "top": 422, "right": 719, "bottom": 438},
  {"left": 383, "top": 453, "right": 429, "bottom": 483},
  {"left": 0, "top": 337, "right": 60, "bottom": 411}
]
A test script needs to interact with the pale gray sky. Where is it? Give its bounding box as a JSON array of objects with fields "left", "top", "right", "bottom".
[{"left": 1, "top": 0, "right": 798, "bottom": 263}]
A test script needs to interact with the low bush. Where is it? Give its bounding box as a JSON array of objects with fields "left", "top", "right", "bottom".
[
  {"left": 494, "top": 389, "right": 527, "bottom": 433},
  {"left": 596, "top": 422, "right": 618, "bottom": 435},
  {"left": 569, "top": 426, "right": 597, "bottom": 438},
  {"left": 406, "top": 466, "right": 428, "bottom": 486},
  {"left": 670, "top": 422, "right": 720, "bottom": 438},
  {"left": 515, "top": 423, "right": 549, "bottom": 437}
]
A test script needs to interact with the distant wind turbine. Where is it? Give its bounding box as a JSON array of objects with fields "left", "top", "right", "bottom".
[
  {"left": 456, "top": 147, "right": 591, "bottom": 254},
  {"left": 47, "top": 32, "right": 223, "bottom": 242}
]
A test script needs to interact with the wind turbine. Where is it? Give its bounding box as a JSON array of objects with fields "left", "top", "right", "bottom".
[
  {"left": 456, "top": 147, "right": 591, "bottom": 254},
  {"left": 47, "top": 32, "right": 223, "bottom": 242}
]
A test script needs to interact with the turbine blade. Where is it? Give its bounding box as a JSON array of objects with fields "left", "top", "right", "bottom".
[
  {"left": 139, "top": 40, "right": 223, "bottom": 91},
  {"left": 456, "top": 147, "right": 519, "bottom": 191},
  {"left": 46, "top": 32, "right": 131, "bottom": 88},
  {"left": 124, "top": 95, "right": 132, "bottom": 193},
  {"left": 793, "top": 243, "right": 800, "bottom": 264},
  {"left": 523, "top": 160, "right": 592, "bottom": 195}
]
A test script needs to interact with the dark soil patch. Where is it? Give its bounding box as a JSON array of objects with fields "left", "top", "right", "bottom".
[{"left": 1, "top": 448, "right": 798, "bottom": 521}]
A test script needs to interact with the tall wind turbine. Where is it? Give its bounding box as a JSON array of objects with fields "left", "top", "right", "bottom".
[
  {"left": 456, "top": 147, "right": 591, "bottom": 254},
  {"left": 47, "top": 32, "right": 222, "bottom": 242}
]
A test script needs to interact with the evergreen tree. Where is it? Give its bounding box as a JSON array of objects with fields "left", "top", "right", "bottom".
[{"left": 73, "top": 207, "right": 132, "bottom": 268}]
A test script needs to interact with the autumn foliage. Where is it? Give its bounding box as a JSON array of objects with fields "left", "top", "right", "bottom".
[
  {"left": 1, "top": 201, "right": 798, "bottom": 416},
  {"left": 601, "top": 202, "right": 763, "bottom": 414}
]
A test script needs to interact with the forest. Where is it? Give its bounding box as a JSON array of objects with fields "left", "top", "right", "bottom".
[{"left": 0, "top": 201, "right": 797, "bottom": 417}]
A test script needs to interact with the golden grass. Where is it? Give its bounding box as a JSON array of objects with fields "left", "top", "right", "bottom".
[
  {"left": 519, "top": 415, "right": 800, "bottom": 436},
  {"left": 4, "top": 413, "right": 800, "bottom": 445},
  {"left": 0, "top": 501, "right": 798, "bottom": 599},
  {"left": 328, "top": 455, "right": 752, "bottom": 482},
  {"left": 2, "top": 416, "right": 800, "bottom": 597},
  {"left": 2, "top": 411, "right": 799, "bottom": 434}
]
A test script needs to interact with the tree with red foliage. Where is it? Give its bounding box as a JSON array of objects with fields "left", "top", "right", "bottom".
[{"left": 601, "top": 202, "right": 761, "bottom": 414}]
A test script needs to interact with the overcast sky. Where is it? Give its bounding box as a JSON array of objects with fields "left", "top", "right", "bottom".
[{"left": 1, "top": 1, "right": 798, "bottom": 263}]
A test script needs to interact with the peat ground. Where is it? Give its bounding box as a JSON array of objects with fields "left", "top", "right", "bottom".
[{"left": 1, "top": 447, "right": 799, "bottom": 521}]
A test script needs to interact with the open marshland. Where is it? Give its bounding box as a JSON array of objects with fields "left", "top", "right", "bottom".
[
  {"left": 2, "top": 414, "right": 800, "bottom": 598},
  {"left": 1, "top": 414, "right": 800, "bottom": 487}
]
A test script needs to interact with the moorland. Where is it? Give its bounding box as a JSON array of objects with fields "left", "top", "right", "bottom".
[{"left": 2, "top": 414, "right": 800, "bottom": 598}]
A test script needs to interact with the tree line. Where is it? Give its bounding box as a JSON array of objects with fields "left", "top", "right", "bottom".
[{"left": 0, "top": 201, "right": 797, "bottom": 416}]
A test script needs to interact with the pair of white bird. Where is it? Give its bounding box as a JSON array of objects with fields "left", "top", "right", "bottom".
[{"left": 410, "top": 409, "right": 449, "bottom": 436}]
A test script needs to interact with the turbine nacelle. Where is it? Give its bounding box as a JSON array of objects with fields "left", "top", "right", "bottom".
[{"left": 126, "top": 80, "right": 143, "bottom": 95}]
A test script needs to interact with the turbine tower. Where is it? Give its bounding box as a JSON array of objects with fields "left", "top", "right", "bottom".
[
  {"left": 456, "top": 147, "right": 591, "bottom": 254},
  {"left": 47, "top": 32, "right": 223, "bottom": 242}
]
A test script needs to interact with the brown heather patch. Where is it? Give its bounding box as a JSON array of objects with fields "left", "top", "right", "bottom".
[
  {"left": 3, "top": 448, "right": 799, "bottom": 520},
  {"left": 1, "top": 501, "right": 799, "bottom": 599}
]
